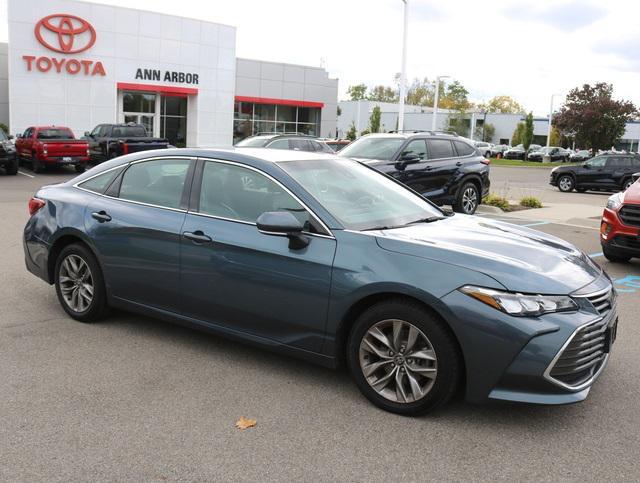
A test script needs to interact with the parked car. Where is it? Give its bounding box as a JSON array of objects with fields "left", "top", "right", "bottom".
[
  {"left": 0, "top": 129, "right": 18, "bottom": 175},
  {"left": 23, "top": 148, "right": 617, "bottom": 415},
  {"left": 570, "top": 150, "right": 592, "bottom": 162},
  {"left": 473, "top": 141, "right": 492, "bottom": 158},
  {"left": 337, "top": 132, "right": 490, "bottom": 214},
  {"left": 527, "top": 146, "right": 570, "bottom": 162},
  {"left": 16, "top": 126, "right": 89, "bottom": 173},
  {"left": 322, "top": 139, "right": 351, "bottom": 152},
  {"left": 503, "top": 144, "right": 542, "bottom": 160},
  {"left": 601, "top": 173, "right": 640, "bottom": 262},
  {"left": 84, "top": 123, "right": 169, "bottom": 163},
  {"left": 550, "top": 154, "right": 640, "bottom": 193},
  {"left": 490, "top": 144, "right": 510, "bottom": 158},
  {"left": 236, "top": 133, "right": 334, "bottom": 153}
]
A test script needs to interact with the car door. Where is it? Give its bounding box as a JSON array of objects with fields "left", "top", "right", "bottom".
[
  {"left": 17, "top": 127, "right": 33, "bottom": 158},
  {"left": 423, "top": 138, "right": 460, "bottom": 198},
  {"left": 393, "top": 139, "right": 432, "bottom": 194},
  {"left": 84, "top": 156, "right": 194, "bottom": 312},
  {"left": 179, "top": 158, "right": 336, "bottom": 352},
  {"left": 86, "top": 125, "right": 103, "bottom": 159},
  {"left": 576, "top": 156, "right": 607, "bottom": 187}
]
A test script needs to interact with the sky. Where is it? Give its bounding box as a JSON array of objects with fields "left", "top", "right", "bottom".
[{"left": 1, "top": 0, "right": 638, "bottom": 115}]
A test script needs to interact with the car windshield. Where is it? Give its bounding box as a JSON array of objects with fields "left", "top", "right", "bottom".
[
  {"left": 236, "top": 137, "right": 271, "bottom": 147},
  {"left": 113, "top": 126, "right": 147, "bottom": 137},
  {"left": 338, "top": 137, "right": 406, "bottom": 160},
  {"left": 36, "top": 129, "right": 74, "bottom": 140},
  {"left": 577, "top": 150, "right": 590, "bottom": 155},
  {"left": 278, "top": 158, "right": 443, "bottom": 231}
]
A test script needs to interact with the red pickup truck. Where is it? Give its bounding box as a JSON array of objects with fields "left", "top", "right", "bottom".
[{"left": 16, "top": 126, "right": 89, "bottom": 173}]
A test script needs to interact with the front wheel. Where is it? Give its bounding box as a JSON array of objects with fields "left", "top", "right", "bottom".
[
  {"left": 347, "top": 300, "right": 462, "bottom": 416},
  {"left": 54, "top": 243, "right": 109, "bottom": 322},
  {"left": 557, "top": 174, "right": 575, "bottom": 192},
  {"left": 453, "top": 182, "right": 479, "bottom": 214},
  {"left": 5, "top": 159, "right": 18, "bottom": 175}
]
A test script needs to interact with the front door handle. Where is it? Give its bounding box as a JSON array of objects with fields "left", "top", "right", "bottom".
[
  {"left": 183, "top": 230, "right": 213, "bottom": 244},
  {"left": 456, "top": 161, "right": 462, "bottom": 166},
  {"left": 91, "top": 211, "right": 112, "bottom": 223}
]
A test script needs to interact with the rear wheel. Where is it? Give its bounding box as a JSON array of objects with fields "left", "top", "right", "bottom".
[
  {"left": 602, "top": 245, "right": 631, "bottom": 263},
  {"left": 347, "top": 300, "right": 461, "bottom": 416},
  {"left": 557, "top": 174, "right": 574, "bottom": 192},
  {"left": 54, "top": 243, "right": 109, "bottom": 322},
  {"left": 5, "top": 158, "right": 18, "bottom": 175},
  {"left": 453, "top": 182, "right": 480, "bottom": 214}
]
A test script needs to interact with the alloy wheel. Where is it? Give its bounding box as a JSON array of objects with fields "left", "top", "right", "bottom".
[
  {"left": 559, "top": 176, "right": 573, "bottom": 191},
  {"left": 359, "top": 319, "right": 438, "bottom": 403},
  {"left": 462, "top": 187, "right": 478, "bottom": 214},
  {"left": 59, "top": 254, "right": 94, "bottom": 313}
]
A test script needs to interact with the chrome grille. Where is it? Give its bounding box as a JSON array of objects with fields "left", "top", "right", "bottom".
[
  {"left": 583, "top": 287, "right": 615, "bottom": 315},
  {"left": 549, "top": 318, "right": 609, "bottom": 387},
  {"left": 619, "top": 204, "right": 640, "bottom": 228}
]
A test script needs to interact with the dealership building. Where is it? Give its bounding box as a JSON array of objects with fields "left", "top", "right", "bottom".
[{"left": 0, "top": 0, "right": 339, "bottom": 146}]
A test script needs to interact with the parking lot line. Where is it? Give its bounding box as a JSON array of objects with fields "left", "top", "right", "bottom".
[
  {"left": 17, "top": 170, "right": 35, "bottom": 178},
  {"left": 521, "top": 221, "right": 551, "bottom": 227},
  {"left": 589, "top": 251, "right": 604, "bottom": 258}
]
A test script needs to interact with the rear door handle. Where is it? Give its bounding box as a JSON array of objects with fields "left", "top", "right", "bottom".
[
  {"left": 183, "top": 230, "right": 213, "bottom": 244},
  {"left": 456, "top": 161, "right": 462, "bottom": 166},
  {"left": 91, "top": 211, "right": 112, "bottom": 223}
]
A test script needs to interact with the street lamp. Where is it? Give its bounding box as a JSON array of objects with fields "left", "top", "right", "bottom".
[
  {"left": 398, "top": 0, "right": 409, "bottom": 132},
  {"left": 431, "top": 75, "right": 450, "bottom": 131},
  {"left": 547, "top": 93, "right": 563, "bottom": 147}
]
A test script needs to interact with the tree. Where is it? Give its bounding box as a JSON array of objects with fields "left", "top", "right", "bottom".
[
  {"left": 511, "top": 122, "right": 525, "bottom": 145},
  {"left": 347, "top": 84, "right": 368, "bottom": 101},
  {"left": 369, "top": 106, "right": 381, "bottom": 133},
  {"left": 554, "top": 83, "right": 637, "bottom": 152},
  {"left": 522, "top": 112, "right": 534, "bottom": 150},
  {"left": 346, "top": 122, "right": 357, "bottom": 141},
  {"left": 475, "top": 122, "right": 495, "bottom": 142},
  {"left": 368, "top": 85, "right": 398, "bottom": 103},
  {"left": 549, "top": 126, "right": 561, "bottom": 146},
  {"left": 479, "top": 96, "right": 525, "bottom": 114},
  {"left": 447, "top": 111, "right": 470, "bottom": 136},
  {"left": 439, "top": 80, "right": 471, "bottom": 111},
  {"left": 0, "top": 123, "right": 8, "bottom": 134}
]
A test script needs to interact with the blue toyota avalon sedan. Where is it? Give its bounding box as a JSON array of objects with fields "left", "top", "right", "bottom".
[{"left": 23, "top": 148, "right": 618, "bottom": 415}]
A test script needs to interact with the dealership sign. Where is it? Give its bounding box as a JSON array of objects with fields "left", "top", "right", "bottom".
[{"left": 22, "top": 14, "right": 106, "bottom": 76}]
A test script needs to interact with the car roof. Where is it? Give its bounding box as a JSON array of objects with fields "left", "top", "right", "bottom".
[{"left": 361, "top": 132, "right": 465, "bottom": 141}]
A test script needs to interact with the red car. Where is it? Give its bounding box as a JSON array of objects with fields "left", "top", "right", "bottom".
[
  {"left": 600, "top": 173, "right": 640, "bottom": 262},
  {"left": 16, "top": 126, "right": 89, "bottom": 173}
]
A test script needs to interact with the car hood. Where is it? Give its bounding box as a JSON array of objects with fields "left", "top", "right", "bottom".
[
  {"left": 372, "top": 215, "right": 601, "bottom": 294},
  {"left": 623, "top": 181, "right": 640, "bottom": 202}
]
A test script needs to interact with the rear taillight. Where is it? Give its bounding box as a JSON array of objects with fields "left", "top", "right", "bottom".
[
  {"left": 28, "top": 197, "right": 46, "bottom": 216},
  {"left": 86, "top": 147, "right": 90, "bottom": 156},
  {"left": 122, "top": 143, "right": 129, "bottom": 154},
  {"left": 481, "top": 157, "right": 490, "bottom": 165}
]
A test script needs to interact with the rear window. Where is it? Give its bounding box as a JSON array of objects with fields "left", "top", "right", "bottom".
[
  {"left": 36, "top": 128, "right": 74, "bottom": 140},
  {"left": 111, "top": 126, "right": 147, "bottom": 137},
  {"left": 427, "top": 139, "right": 454, "bottom": 159}
]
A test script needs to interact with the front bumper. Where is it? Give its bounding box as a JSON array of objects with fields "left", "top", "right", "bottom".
[
  {"left": 439, "top": 281, "right": 617, "bottom": 405},
  {"left": 601, "top": 206, "right": 640, "bottom": 258}
]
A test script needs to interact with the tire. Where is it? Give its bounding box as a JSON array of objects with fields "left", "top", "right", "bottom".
[
  {"left": 602, "top": 245, "right": 631, "bottom": 263},
  {"left": 622, "top": 178, "right": 634, "bottom": 191},
  {"left": 347, "top": 299, "right": 462, "bottom": 416},
  {"left": 453, "top": 182, "right": 479, "bottom": 214},
  {"left": 5, "top": 158, "right": 18, "bottom": 175},
  {"left": 54, "top": 243, "right": 109, "bottom": 322},
  {"left": 557, "top": 174, "right": 575, "bottom": 192},
  {"left": 32, "top": 157, "right": 44, "bottom": 174}
]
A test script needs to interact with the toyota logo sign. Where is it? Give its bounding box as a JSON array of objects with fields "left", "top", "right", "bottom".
[{"left": 35, "top": 14, "right": 96, "bottom": 54}]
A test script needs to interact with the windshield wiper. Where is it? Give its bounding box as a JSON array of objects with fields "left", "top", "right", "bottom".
[
  {"left": 362, "top": 216, "right": 445, "bottom": 231},
  {"left": 405, "top": 216, "right": 445, "bottom": 225}
]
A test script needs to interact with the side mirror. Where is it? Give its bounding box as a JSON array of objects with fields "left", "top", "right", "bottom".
[
  {"left": 395, "top": 153, "right": 420, "bottom": 170},
  {"left": 632, "top": 172, "right": 640, "bottom": 183},
  {"left": 582, "top": 163, "right": 590, "bottom": 169},
  {"left": 84, "top": 131, "right": 91, "bottom": 137},
  {"left": 256, "top": 211, "right": 309, "bottom": 249},
  {"left": 15, "top": 134, "right": 21, "bottom": 139}
]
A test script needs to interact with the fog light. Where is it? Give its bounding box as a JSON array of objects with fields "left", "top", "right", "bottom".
[{"left": 600, "top": 222, "right": 612, "bottom": 238}]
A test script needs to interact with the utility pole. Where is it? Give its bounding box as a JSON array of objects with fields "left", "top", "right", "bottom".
[{"left": 398, "top": 0, "right": 408, "bottom": 131}]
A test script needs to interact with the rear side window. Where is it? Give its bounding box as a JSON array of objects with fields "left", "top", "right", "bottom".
[
  {"left": 454, "top": 141, "right": 475, "bottom": 157},
  {"left": 78, "top": 167, "right": 124, "bottom": 194},
  {"left": 427, "top": 139, "right": 454, "bottom": 159},
  {"left": 119, "top": 158, "right": 191, "bottom": 209}
]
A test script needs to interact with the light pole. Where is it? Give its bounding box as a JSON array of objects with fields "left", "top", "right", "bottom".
[
  {"left": 431, "top": 75, "right": 450, "bottom": 131},
  {"left": 547, "top": 93, "right": 562, "bottom": 147},
  {"left": 398, "top": 0, "right": 408, "bottom": 132}
]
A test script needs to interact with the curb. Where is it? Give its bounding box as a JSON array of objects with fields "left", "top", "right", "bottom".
[{"left": 476, "top": 204, "right": 505, "bottom": 214}]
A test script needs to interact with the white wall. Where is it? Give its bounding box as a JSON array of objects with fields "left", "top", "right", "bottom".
[{"left": 7, "top": 0, "right": 235, "bottom": 146}]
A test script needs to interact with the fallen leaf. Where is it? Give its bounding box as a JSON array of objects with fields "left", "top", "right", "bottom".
[{"left": 235, "top": 416, "right": 257, "bottom": 430}]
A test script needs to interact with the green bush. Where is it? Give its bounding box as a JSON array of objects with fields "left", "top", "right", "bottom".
[
  {"left": 483, "top": 194, "right": 510, "bottom": 211},
  {"left": 520, "top": 196, "right": 543, "bottom": 208},
  {"left": 0, "top": 123, "right": 8, "bottom": 134}
]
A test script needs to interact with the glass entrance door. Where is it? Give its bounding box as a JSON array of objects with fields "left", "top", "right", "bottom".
[
  {"left": 122, "top": 91, "right": 157, "bottom": 137},
  {"left": 124, "top": 114, "right": 154, "bottom": 136}
]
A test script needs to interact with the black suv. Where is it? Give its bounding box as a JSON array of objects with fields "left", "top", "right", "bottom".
[
  {"left": 0, "top": 130, "right": 18, "bottom": 175},
  {"left": 550, "top": 153, "right": 640, "bottom": 192},
  {"left": 338, "top": 132, "right": 490, "bottom": 214},
  {"left": 235, "top": 133, "right": 334, "bottom": 153}
]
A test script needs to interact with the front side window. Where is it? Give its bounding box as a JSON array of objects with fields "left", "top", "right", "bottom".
[
  {"left": 119, "top": 158, "right": 191, "bottom": 209},
  {"left": 339, "top": 137, "right": 406, "bottom": 160},
  {"left": 279, "top": 158, "right": 443, "bottom": 231},
  {"left": 199, "top": 161, "right": 316, "bottom": 231},
  {"left": 587, "top": 157, "right": 606, "bottom": 168},
  {"left": 267, "top": 139, "right": 290, "bottom": 149},
  {"left": 427, "top": 139, "right": 454, "bottom": 159},
  {"left": 400, "top": 139, "right": 427, "bottom": 160}
]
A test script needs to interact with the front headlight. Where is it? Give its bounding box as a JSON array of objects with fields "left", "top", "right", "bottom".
[
  {"left": 460, "top": 286, "right": 578, "bottom": 317},
  {"left": 606, "top": 192, "right": 622, "bottom": 210}
]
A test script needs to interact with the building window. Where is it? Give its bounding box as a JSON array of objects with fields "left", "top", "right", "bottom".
[
  {"left": 233, "top": 102, "right": 321, "bottom": 144},
  {"left": 161, "top": 96, "right": 188, "bottom": 147}
]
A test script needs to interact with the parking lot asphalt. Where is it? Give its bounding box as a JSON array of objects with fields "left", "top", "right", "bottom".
[{"left": 2, "top": 166, "right": 640, "bottom": 481}]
